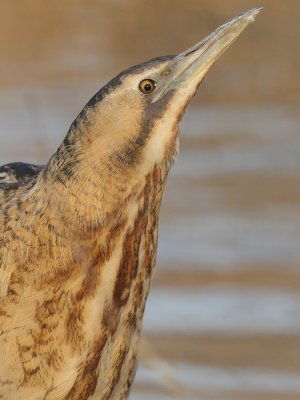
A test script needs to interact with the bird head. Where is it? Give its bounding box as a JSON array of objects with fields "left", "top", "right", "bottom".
[
  {"left": 46, "top": 8, "right": 261, "bottom": 224},
  {"left": 70, "top": 8, "right": 261, "bottom": 175}
]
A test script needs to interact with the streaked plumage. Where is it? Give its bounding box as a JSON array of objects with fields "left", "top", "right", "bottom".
[{"left": 0, "top": 9, "right": 260, "bottom": 400}]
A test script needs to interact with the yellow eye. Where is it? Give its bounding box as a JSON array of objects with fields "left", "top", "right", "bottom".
[{"left": 139, "top": 79, "right": 157, "bottom": 94}]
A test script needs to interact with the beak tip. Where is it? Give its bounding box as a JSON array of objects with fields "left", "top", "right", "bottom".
[{"left": 245, "top": 7, "right": 263, "bottom": 23}]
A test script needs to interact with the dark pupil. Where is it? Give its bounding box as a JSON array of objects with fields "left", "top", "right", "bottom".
[{"left": 144, "top": 83, "right": 152, "bottom": 92}]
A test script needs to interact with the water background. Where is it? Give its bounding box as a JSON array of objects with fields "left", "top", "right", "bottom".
[{"left": 0, "top": 1, "right": 299, "bottom": 399}]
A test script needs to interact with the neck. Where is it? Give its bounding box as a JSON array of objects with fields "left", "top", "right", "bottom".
[
  {"left": 63, "top": 164, "right": 165, "bottom": 399},
  {"left": 1, "top": 161, "right": 169, "bottom": 400},
  {"left": 40, "top": 121, "right": 173, "bottom": 232},
  {"left": 39, "top": 164, "right": 167, "bottom": 399}
]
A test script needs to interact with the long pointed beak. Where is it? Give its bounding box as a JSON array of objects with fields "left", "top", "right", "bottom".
[{"left": 152, "top": 7, "right": 262, "bottom": 102}]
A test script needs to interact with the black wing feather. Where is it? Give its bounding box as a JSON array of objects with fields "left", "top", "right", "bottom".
[{"left": 0, "top": 162, "right": 43, "bottom": 185}]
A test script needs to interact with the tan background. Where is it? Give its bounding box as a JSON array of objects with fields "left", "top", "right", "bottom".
[{"left": 0, "top": 1, "right": 299, "bottom": 399}]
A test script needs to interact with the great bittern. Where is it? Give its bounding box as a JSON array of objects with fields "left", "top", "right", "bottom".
[{"left": 0, "top": 8, "right": 261, "bottom": 400}]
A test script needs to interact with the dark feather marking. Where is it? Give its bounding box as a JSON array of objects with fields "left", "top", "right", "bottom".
[
  {"left": 34, "top": 291, "right": 68, "bottom": 373},
  {"left": 63, "top": 218, "right": 127, "bottom": 357},
  {"left": 102, "top": 344, "right": 128, "bottom": 400},
  {"left": 17, "top": 338, "right": 41, "bottom": 385},
  {"left": 113, "top": 207, "right": 148, "bottom": 307},
  {"left": 119, "top": 352, "right": 138, "bottom": 398},
  {"left": 102, "top": 306, "right": 121, "bottom": 335},
  {"left": 64, "top": 332, "right": 110, "bottom": 400},
  {"left": 65, "top": 302, "right": 85, "bottom": 352},
  {"left": 125, "top": 277, "right": 144, "bottom": 330},
  {"left": 77, "top": 220, "right": 124, "bottom": 292},
  {"left": 112, "top": 90, "right": 175, "bottom": 167}
]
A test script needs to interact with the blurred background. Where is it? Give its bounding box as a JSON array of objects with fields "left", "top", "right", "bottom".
[{"left": 0, "top": 1, "right": 299, "bottom": 399}]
